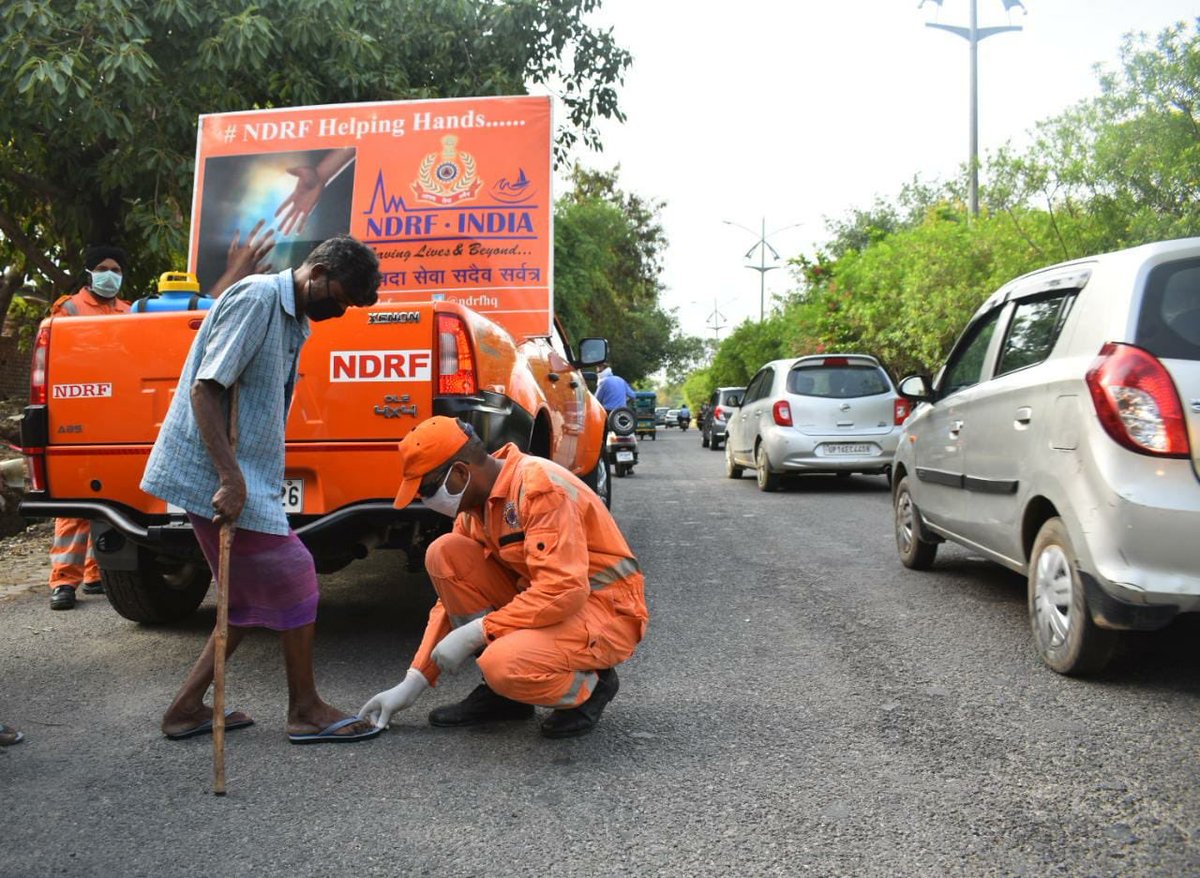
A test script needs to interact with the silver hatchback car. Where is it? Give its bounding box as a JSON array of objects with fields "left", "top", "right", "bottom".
[
  {"left": 726, "top": 354, "right": 908, "bottom": 491},
  {"left": 892, "top": 238, "right": 1200, "bottom": 675}
]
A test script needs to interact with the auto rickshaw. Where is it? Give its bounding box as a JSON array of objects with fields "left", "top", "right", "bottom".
[{"left": 633, "top": 390, "right": 658, "bottom": 440}]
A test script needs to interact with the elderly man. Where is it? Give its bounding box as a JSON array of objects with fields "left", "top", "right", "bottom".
[
  {"left": 142, "top": 235, "right": 383, "bottom": 744},
  {"left": 361, "top": 417, "right": 648, "bottom": 738}
]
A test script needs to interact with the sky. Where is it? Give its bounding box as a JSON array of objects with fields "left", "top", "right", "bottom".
[{"left": 556, "top": 0, "right": 1199, "bottom": 341}]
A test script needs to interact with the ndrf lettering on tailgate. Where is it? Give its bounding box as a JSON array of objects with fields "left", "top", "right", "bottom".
[
  {"left": 329, "top": 350, "right": 432, "bottom": 382},
  {"left": 52, "top": 383, "right": 113, "bottom": 398}
]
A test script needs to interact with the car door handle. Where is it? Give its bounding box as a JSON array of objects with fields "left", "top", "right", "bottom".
[
  {"left": 949, "top": 419, "right": 964, "bottom": 435},
  {"left": 548, "top": 372, "right": 560, "bottom": 382},
  {"left": 1014, "top": 407, "right": 1032, "bottom": 425},
  {"left": 569, "top": 380, "right": 579, "bottom": 389}
]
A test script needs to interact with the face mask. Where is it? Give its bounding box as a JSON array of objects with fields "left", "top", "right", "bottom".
[
  {"left": 305, "top": 276, "right": 345, "bottom": 322},
  {"left": 88, "top": 269, "right": 123, "bottom": 299},
  {"left": 422, "top": 465, "right": 470, "bottom": 518}
]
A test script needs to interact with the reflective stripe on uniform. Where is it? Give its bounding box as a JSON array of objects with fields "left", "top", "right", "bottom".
[
  {"left": 545, "top": 470, "right": 579, "bottom": 501},
  {"left": 589, "top": 556, "right": 641, "bottom": 590},
  {"left": 551, "top": 670, "right": 597, "bottom": 708},
  {"left": 449, "top": 607, "right": 491, "bottom": 628},
  {"left": 49, "top": 550, "right": 87, "bottom": 566},
  {"left": 61, "top": 299, "right": 79, "bottom": 316}
]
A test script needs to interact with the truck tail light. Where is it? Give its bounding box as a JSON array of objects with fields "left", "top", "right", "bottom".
[
  {"left": 23, "top": 452, "right": 46, "bottom": 493},
  {"left": 436, "top": 313, "right": 477, "bottom": 395},
  {"left": 30, "top": 323, "right": 50, "bottom": 405},
  {"left": 894, "top": 398, "right": 910, "bottom": 425},
  {"left": 1085, "top": 342, "right": 1189, "bottom": 457},
  {"left": 772, "top": 400, "right": 792, "bottom": 426}
]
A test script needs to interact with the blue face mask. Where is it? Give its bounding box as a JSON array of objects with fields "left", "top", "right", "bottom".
[{"left": 88, "top": 269, "right": 123, "bottom": 299}]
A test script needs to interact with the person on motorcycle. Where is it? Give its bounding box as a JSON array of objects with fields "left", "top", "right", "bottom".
[
  {"left": 678, "top": 404, "right": 691, "bottom": 430},
  {"left": 595, "top": 364, "right": 635, "bottom": 413}
]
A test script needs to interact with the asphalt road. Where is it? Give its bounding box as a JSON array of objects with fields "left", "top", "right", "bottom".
[{"left": 2, "top": 427, "right": 1198, "bottom": 877}]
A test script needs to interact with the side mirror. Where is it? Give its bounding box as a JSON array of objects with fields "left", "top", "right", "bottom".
[
  {"left": 897, "top": 375, "right": 933, "bottom": 402},
  {"left": 577, "top": 337, "right": 608, "bottom": 367}
]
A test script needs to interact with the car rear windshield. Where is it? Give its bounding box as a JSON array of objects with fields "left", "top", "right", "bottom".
[
  {"left": 1137, "top": 257, "right": 1200, "bottom": 361},
  {"left": 788, "top": 365, "right": 889, "bottom": 398}
]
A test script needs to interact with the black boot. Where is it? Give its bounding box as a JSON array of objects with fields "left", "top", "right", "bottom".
[
  {"left": 540, "top": 668, "right": 619, "bottom": 739},
  {"left": 50, "top": 586, "right": 77, "bottom": 610},
  {"left": 428, "top": 683, "right": 534, "bottom": 727}
]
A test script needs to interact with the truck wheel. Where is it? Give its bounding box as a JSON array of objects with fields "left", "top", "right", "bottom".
[
  {"left": 103, "top": 551, "right": 212, "bottom": 624},
  {"left": 1028, "top": 518, "right": 1117, "bottom": 675},
  {"left": 894, "top": 476, "right": 937, "bottom": 570},
  {"left": 583, "top": 454, "right": 611, "bottom": 508},
  {"left": 755, "top": 443, "right": 781, "bottom": 492},
  {"left": 725, "top": 443, "right": 744, "bottom": 479}
]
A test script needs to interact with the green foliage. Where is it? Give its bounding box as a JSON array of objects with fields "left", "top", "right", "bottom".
[
  {"left": 0, "top": 0, "right": 631, "bottom": 316},
  {"left": 553, "top": 166, "right": 687, "bottom": 383}
]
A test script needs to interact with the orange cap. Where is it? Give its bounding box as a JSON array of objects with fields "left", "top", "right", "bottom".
[{"left": 393, "top": 417, "right": 472, "bottom": 509}]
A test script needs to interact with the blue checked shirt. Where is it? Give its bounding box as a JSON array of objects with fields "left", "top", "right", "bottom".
[{"left": 141, "top": 270, "right": 310, "bottom": 535}]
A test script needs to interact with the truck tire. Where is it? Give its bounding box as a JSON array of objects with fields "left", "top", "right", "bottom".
[
  {"left": 1028, "top": 518, "right": 1117, "bottom": 675},
  {"left": 103, "top": 551, "right": 212, "bottom": 624},
  {"left": 583, "top": 454, "right": 611, "bottom": 509}
]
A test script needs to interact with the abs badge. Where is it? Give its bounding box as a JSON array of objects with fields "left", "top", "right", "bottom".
[
  {"left": 413, "top": 135, "right": 481, "bottom": 206},
  {"left": 503, "top": 501, "right": 520, "bottom": 529}
]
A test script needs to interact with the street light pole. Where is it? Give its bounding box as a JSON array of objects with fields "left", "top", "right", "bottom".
[
  {"left": 723, "top": 218, "right": 801, "bottom": 323},
  {"left": 924, "top": 0, "right": 1023, "bottom": 216}
]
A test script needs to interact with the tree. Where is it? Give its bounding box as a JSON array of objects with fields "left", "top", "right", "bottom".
[
  {"left": 553, "top": 166, "right": 683, "bottom": 382},
  {"left": 0, "top": 0, "right": 631, "bottom": 319}
]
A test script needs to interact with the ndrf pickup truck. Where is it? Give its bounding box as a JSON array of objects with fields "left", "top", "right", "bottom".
[{"left": 19, "top": 301, "right": 611, "bottom": 622}]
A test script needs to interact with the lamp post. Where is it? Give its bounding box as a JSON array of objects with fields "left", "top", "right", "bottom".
[
  {"left": 723, "top": 218, "right": 802, "bottom": 322},
  {"left": 921, "top": 0, "right": 1024, "bottom": 216}
]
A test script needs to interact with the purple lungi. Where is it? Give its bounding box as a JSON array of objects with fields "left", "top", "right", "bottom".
[{"left": 187, "top": 514, "right": 319, "bottom": 631}]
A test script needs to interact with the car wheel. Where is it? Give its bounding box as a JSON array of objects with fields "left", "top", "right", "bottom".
[
  {"left": 710, "top": 437, "right": 722, "bottom": 452},
  {"left": 755, "top": 443, "right": 781, "bottom": 492},
  {"left": 1028, "top": 518, "right": 1118, "bottom": 675},
  {"left": 725, "top": 442, "right": 744, "bottom": 479},
  {"left": 702, "top": 432, "right": 709, "bottom": 448},
  {"left": 894, "top": 476, "right": 937, "bottom": 570},
  {"left": 583, "top": 452, "right": 611, "bottom": 508}
]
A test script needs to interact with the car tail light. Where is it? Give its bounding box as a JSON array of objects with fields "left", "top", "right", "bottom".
[
  {"left": 821, "top": 357, "right": 849, "bottom": 366},
  {"left": 30, "top": 323, "right": 50, "bottom": 405},
  {"left": 1085, "top": 342, "right": 1189, "bottom": 457},
  {"left": 436, "top": 313, "right": 477, "bottom": 395},
  {"left": 713, "top": 405, "right": 724, "bottom": 421},
  {"left": 772, "top": 400, "right": 792, "bottom": 426},
  {"left": 894, "top": 398, "right": 910, "bottom": 425},
  {"left": 23, "top": 452, "right": 46, "bottom": 492}
]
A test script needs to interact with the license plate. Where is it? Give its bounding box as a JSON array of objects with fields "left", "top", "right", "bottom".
[
  {"left": 823, "top": 443, "right": 873, "bottom": 456},
  {"left": 616, "top": 451, "right": 634, "bottom": 463},
  {"left": 282, "top": 478, "right": 303, "bottom": 512}
]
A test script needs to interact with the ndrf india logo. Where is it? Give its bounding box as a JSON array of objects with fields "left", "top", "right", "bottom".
[
  {"left": 412, "top": 135, "right": 481, "bottom": 206},
  {"left": 52, "top": 383, "right": 112, "bottom": 399}
]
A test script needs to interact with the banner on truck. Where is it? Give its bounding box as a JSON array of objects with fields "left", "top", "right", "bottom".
[{"left": 189, "top": 96, "right": 553, "bottom": 338}]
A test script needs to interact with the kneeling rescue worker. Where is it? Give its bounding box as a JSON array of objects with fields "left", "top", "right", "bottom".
[{"left": 360, "top": 417, "right": 648, "bottom": 738}]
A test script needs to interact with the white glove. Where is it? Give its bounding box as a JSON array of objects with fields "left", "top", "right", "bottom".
[
  {"left": 431, "top": 617, "right": 487, "bottom": 674},
  {"left": 358, "top": 668, "right": 429, "bottom": 729}
]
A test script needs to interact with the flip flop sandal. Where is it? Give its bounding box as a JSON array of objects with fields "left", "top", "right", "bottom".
[
  {"left": 288, "top": 716, "right": 382, "bottom": 745},
  {"left": 164, "top": 709, "right": 254, "bottom": 740}
]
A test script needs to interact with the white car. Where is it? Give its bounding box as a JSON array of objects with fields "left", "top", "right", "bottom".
[
  {"left": 893, "top": 237, "right": 1200, "bottom": 674},
  {"left": 725, "top": 354, "right": 907, "bottom": 491}
]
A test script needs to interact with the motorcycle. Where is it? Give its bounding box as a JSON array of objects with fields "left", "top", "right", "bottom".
[
  {"left": 605, "top": 406, "right": 639, "bottom": 477},
  {"left": 677, "top": 413, "right": 691, "bottom": 432}
]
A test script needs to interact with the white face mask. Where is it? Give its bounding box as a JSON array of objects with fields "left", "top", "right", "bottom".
[
  {"left": 88, "top": 269, "right": 123, "bottom": 299},
  {"left": 422, "top": 465, "right": 469, "bottom": 518}
]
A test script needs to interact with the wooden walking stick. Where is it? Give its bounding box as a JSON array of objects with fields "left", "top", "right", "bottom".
[{"left": 212, "top": 384, "right": 239, "bottom": 796}]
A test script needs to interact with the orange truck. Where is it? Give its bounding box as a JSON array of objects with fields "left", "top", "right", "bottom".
[
  {"left": 17, "top": 96, "right": 614, "bottom": 623},
  {"left": 19, "top": 303, "right": 611, "bottom": 623}
]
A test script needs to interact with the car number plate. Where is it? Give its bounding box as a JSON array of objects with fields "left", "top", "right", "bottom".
[
  {"left": 824, "top": 443, "right": 872, "bottom": 456},
  {"left": 282, "top": 479, "right": 303, "bottom": 512},
  {"left": 616, "top": 451, "right": 634, "bottom": 463}
]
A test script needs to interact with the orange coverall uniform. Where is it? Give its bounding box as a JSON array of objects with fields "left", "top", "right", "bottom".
[
  {"left": 413, "top": 444, "right": 648, "bottom": 709},
  {"left": 47, "top": 288, "right": 131, "bottom": 590}
]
